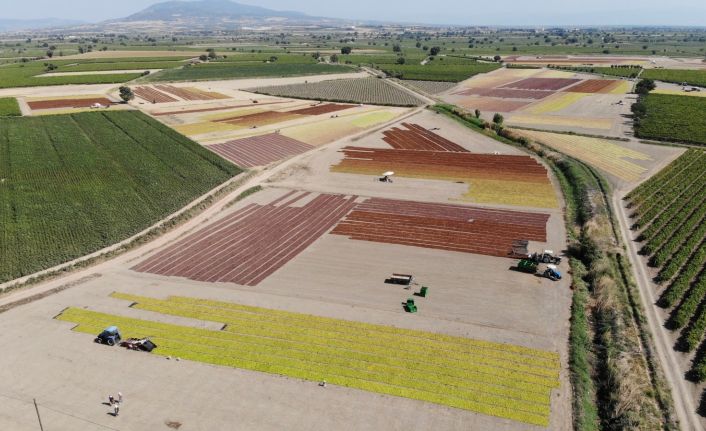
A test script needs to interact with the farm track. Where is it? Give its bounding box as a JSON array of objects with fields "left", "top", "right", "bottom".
[{"left": 615, "top": 192, "right": 704, "bottom": 431}]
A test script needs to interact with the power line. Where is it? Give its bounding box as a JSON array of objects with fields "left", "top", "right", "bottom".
[{"left": 0, "top": 393, "right": 120, "bottom": 431}]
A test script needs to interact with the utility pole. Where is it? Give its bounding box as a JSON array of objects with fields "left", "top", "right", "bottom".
[{"left": 33, "top": 398, "right": 44, "bottom": 431}]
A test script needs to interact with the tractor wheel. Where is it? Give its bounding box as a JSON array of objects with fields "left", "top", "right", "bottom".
[
  {"left": 107, "top": 338, "right": 115, "bottom": 346},
  {"left": 542, "top": 256, "right": 550, "bottom": 263}
]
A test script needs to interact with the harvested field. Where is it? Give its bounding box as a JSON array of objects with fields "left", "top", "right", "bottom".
[
  {"left": 172, "top": 121, "right": 244, "bottom": 136},
  {"left": 132, "top": 191, "right": 358, "bottom": 286},
  {"left": 508, "top": 114, "right": 613, "bottom": 130},
  {"left": 57, "top": 292, "right": 559, "bottom": 427},
  {"left": 460, "top": 88, "right": 554, "bottom": 100},
  {"left": 564, "top": 79, "right": 622, "bottom": 93},
  {"left": 152, "top": 101, "right": 288, "bottom": 116},
  {"left": 27, "top": 97, "right": 114, "bottom": 110},
  {"left": 281, "top": 119, "right": 366, "bottom": 146},
  {"left": 133, "top": 86, "right": 177, "bottom": 103},
  {"left": 331, "top": 147, "right": 558, "bottom": 208},
  {"left": 525, "top": 93, "right": 588, "bottom": 114},
  {"left": 207, "top": 133, "right": 313, "bottom": 168},
  {"left": 514, "top": 129, "right": 651, "bottom": 182},
  {"left": 332, "top": 198, "right": 549, "bottom": 258},
  {"left": 457, "top": 97, "right": 532, "bottom": 112},
  {"left": 287, "top": 103, "right": 354, "bottom": 116},
  {"left": 247, "top": 78, "right": 425, "bottom": 107},
  {"left": 350, "top": 111, "right": 398, "bottom": 128},
  {"left": 154, "top": 85, "right": 228, "bottom": 101},
  {"left": 501, "top": 78, "right": 581, "bottom": 91},
  {"left": 382, "top": 123, "right": 469, "bottom": 152},
  {"left": 216, "top": 110, "right": 304, "bottom": 127}
]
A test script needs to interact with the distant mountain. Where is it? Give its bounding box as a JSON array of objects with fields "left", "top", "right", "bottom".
[
  {"left": 122, "top": 0, "right": 309, "bottom": 22},
  {"left": 100, "top": 0, "right": 354, "bottom": 30},
  {"left": 0, "top": 18, "right": 84, "bottom": 31}
]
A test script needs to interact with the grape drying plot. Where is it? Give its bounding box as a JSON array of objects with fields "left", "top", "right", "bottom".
[
  {"left": 624, "top": 150, "right": 706, "bottom": 381},
  {"left": 0, "top": 111, "right": 239, "bottom": 283},
  {"left": 331, "top": 142, "right": 558, "bottom": 208},
  {"left": 331, "top": 198, "right": 550, "bottom": 258},
  {"left": 133, "top": 191, "right": 358, "bottom": 286},
  {"left": 207, "top": 133, "right": 313, "bottom": 168},
  {"left": 57, "top": 293, "right": 560, "bottom": 427},
  {"left": 513, "top": 130, "right": 652, "bottom": 182},
  {"left": 247, "top": 78, "right": 426, "bottom": 107}
]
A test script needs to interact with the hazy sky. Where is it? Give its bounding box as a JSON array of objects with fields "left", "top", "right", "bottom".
[{"left": 2, "top": 0, "right": 706, "bottom": 26}]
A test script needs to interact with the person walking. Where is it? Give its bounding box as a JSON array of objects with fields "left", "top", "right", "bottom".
[
  {"left": 117, "top": 392, "right": 123, "bottom": 404},
  {"left": 108, "top": 395, "right": 114, "bottom": 405},
  {"left": 113, "top": 402, "right": 120, "bottom": 417}
]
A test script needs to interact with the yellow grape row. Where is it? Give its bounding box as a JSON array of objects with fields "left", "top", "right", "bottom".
[
  {"left": 126, "top": 301, "right": 560, "bottom": 382},
  {"left": 514, "top": 129, "right": 651, "bottom": 182},
  {"left": 112, "top": 293, "right": 559, "bottom": 363},
  {"left": 329, "top": 166, "right": 557, "bottom": 208},
  {"left": 526, "top": 92, "right": 588, "bottom": 114},
  {"left": 57, "top": 307, "right": 556, "bottom": 426}
]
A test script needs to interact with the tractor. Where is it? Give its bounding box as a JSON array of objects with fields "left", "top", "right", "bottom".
[
  {"left": 543, "top": 264, "right": 562, "bottom": 281},
  {"left": 95, "top": 326, "right": 121, "bottom": 346},
  {"left": 529, "top": 250, "right": 562, "bottom": 265}
]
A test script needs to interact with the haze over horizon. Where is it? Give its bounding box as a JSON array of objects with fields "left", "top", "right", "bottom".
[{"left": 1, "top": 0, "right": 705, "bottom": 27}]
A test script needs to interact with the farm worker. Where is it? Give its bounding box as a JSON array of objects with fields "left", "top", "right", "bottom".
[
  {"left": 108, "top": 395, "right": 114, "bottom": 405},
  {"left": 114, "top": 402, "right": 120, "bottom": 416},
  {"left": 117, "top": 392, "right": 123, "bottom": 404}
]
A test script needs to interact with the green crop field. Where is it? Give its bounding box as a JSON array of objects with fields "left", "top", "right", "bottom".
[
  {"left": 248, "top": 77, "right": 425, "bottom": 106},
  {"left": 634, "top": 93, "right": 706, "bottom": 145},
  {"left": 0, "top": 98, "right": 21, "bottom": 116},
  {"left": 146, "top": 62, "right": 353, "bottom": 82},
  {"left": 379, "top": 62, "right": 501, "bottom": 82},
  {"left": 57, "top": 292, "right": 560, "bottom": 427},
  {"left": 0, "top": 62, "right": 143, "bottom": 89},
  {"left": 641, "top": 69, "right": 706, "bottom": 87},
  {"left": 624, "top": 150, "right": 706, "bottom": 380},
  {"left": 0, "top": 111, "right": 240, "bottom": 283}
]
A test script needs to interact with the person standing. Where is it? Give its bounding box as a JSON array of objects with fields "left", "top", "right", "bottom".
[
  {"left": 114, "top": 402, "right": 120, "bottom": 416},
  {"left": 117, "top": 392, "right": 123, "bottom": 404}
]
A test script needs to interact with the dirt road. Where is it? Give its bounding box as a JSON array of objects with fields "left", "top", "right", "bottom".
[{"left": 613, "top": 192, "right": 704, "bottom": 431}]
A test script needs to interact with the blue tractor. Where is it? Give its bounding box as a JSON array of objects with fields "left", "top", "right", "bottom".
[
  {"left": 543, "top": 264, "right": 562, "bottom": 281},
  {"left": 95, "top": 326, "right": 121, "bottom": 346}
]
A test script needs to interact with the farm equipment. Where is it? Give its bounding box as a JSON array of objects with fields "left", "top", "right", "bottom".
[
  {"left": 377, "top": 171, "right": 394, "bottom": 183},
  {"left": 386, "top": 273, "right": 414, "bottom": 286},
  {"left": 543, "top": 265, "right": 562, "bottom": 281},
  {"left": 529, "top": 250, "right": 562, "bottom": 265},
  {"left": 416, "top": 286, "right": 429, "bottom": 298},
  {"left": 95, "top": 326, "right": 121, "bottom": 346},
  {"left": 120, "top": 337, "right": 157, "bottom": 352},
  {"left": 404, "top": 298, "right": 418, "bottom": 313},
  {"left": 517, "top": 259, "right": 539, "bottom": 273}
]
